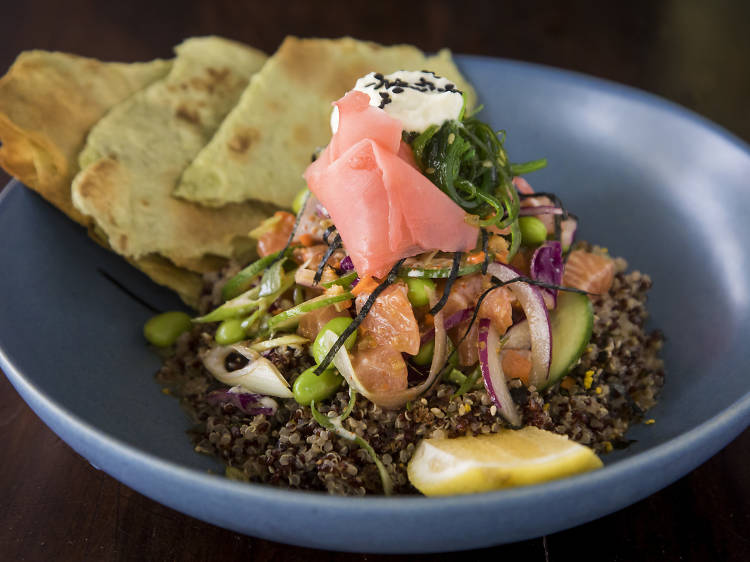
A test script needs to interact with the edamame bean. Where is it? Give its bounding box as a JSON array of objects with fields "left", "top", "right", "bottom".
[
  {"left": 143, "top": 311, "right": 192, "bottom": 347},
  {"left": 292, "top": 188, "right": 310, "bottom": 214},
  {"left": 406, "top": 277, "right": 436, "bottom": 307},
  {"left": 311, "top": 317, "right": 357, "bottom": 364},
  {"left": 215, "top": 318, "right": 247, "bottom": 345},
  {"left": 412, "top": 339, "right": 435, "bottom": 366},
  {"left": 293, "top": 365, "right": 343, "bottom": 405},
  {"left": 519, "top": 216, "right": 548, "bottom": 246}
]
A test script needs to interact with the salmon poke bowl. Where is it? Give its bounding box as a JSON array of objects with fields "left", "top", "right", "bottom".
[{"left": 1, "top": 37, "right": 749, "bottom": 552}]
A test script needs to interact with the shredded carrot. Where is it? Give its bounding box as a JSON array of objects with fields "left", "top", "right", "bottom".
[
  {"left": 351, "top": 275, "right": 379, "bottom": 296},
  {"left": 423, "top": 313, "right": 434, "bottom": 326},
  {"left": 466, "top": 251, "right": 485, "bottom": 265},
  {"left": 298, "top": 233, "right": 315, "bottom": 247}
]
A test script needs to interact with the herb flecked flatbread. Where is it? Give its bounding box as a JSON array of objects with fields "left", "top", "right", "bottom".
[
  {"left": 175, "top": 36, "right": 477, "bottom": 209},
  {"left": 0, "top": 50, "right": 171, "bottom": 223},
  {"left": 0, "top": 50, "right": 207, "bottom": 306},
  {"left": 71, "top": 36, "right": 275, "bottom": 273}
]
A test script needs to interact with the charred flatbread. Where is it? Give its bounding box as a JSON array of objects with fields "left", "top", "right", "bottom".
[{"left": 175, "top": 36, "right": 476, "bottom": 208}]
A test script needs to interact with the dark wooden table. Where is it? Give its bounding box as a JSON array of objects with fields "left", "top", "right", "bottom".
[{"left": 2, "top": 1, "right": 749, "bottom": 560}]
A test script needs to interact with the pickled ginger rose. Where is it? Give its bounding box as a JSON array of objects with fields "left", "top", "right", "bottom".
[{"left": 304, "top": 91, "right": 478, "bottom": 278}]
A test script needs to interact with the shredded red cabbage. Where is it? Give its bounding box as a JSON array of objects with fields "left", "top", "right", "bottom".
[
  {"left": 206, "top": 389, "right": 277, "bottom": 416},
  {"left": 340, "top": 256, "right": 354, "bottom": 272}
]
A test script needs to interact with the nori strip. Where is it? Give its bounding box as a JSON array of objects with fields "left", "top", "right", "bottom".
[
  {"left": 480, "top": 228, "right": 490, "bottom": 275},
  {"left": 313, "top": 233, "right": 342, "bottom": 285},
  {"left": 313, "top": 259, "right": 406, "bottom": 375},
  {"left": 428, "top": 252, "right": 463, "bottom": 316}
]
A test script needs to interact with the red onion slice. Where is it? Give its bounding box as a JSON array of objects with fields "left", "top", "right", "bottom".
[
  {"left": 486, "top": 263, "right": 552, "bottom": 388},
  {"left": 518, "top": 206, "right": 565, "bottom": 217},
  {"left": 478, "top": 318, "right": 521, "bottom": 426},
  {"left": 530, "top": 241, "right": 563, "bottom": 308},
  {"left": 502, "top": 320, "right": 531, "bottom": 349},
  {"left": 561, "top": 217, "right": 578, "bottom": 250},
  {"left": 202, "top": 343, "right": 294, "bottom": 398}
]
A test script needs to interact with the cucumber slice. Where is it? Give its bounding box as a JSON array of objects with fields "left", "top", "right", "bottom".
[
  {"left": 402, "top": 262, "right": 484, "bottom": 279},
  {"left": 398, "top": 253, "right": 495, "bottom": 279},
  {"left": 543, "top": 291, "right": 593, "bottom": 389}
]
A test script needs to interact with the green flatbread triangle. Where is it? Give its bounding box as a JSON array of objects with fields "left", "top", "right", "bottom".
[
  {"left": 175, "top": 36, "right": 477, "bottom": 209},
  {"left": 71, "top": 36, "right": 275, "bottom": 271}
]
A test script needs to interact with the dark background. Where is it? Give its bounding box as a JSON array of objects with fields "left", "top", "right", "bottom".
[{"left": 1, "top": 1, "right": 749, "bottom": 560}]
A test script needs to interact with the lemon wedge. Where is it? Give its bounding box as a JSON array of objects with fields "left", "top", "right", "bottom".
[{"left": 407, "top": 426, "right": 603, "bottom": 496}]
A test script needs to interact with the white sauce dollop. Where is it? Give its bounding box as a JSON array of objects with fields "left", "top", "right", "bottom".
[{"left": 330, "top": 70, "right": 464, "bottom": 134}]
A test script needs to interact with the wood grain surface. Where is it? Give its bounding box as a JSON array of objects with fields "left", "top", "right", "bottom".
[{"left": 1, "top": 1, "right": 749, "bottom": 560}]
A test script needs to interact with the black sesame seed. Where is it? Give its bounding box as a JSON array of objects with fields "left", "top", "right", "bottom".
[{"left": 392, "top": 87, "right": 404, "bottom": 94}]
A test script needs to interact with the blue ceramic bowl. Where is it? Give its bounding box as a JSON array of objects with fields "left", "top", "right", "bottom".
[{"left": 1, "top": 56, "right": 749, "bottom": 553}]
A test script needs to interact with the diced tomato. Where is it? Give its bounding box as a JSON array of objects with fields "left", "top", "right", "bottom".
[
  {"left": 563, "top": 250, "right": 615, "bottom": 296},
  {"left": 350, "top": 347, "right": 408, "bottom": 393},
  {"left": 355, "top": 282, "right": 420, "bottom": 355}
]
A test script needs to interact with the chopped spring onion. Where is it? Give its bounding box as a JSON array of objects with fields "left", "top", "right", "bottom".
[
  {"left": 258, "top": 258, "right": 286, "bottom": 297},
  {"left": 203, "top": 343, "right": 293, "bottom": 398},
  {"left": 222, "top": 247, "right": 292, "bottom": 301},
  {"left": 310, "top": 392, "right": 394, "bottom": 496},
  {"left": 267, "top": 291, "right": 353, "bottom": 331},
  {"left": 321, "top": 271, "right": 358, "bottom": 289},
  {"left": 248, "top": 334, "right": 309, "bottom": 352}
]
